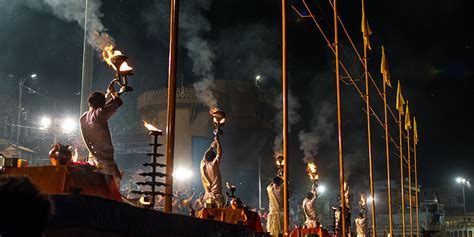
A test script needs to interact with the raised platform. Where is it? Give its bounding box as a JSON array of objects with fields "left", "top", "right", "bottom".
[{"left": 45, "top": 195, "right": 267, "bottom": 237}]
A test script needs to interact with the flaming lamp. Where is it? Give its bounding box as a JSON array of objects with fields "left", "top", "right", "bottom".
[
  {"left": 307, "top": 162, "right": 319, "bottom": 183},
  {"left": 274, "top": 154, "right": 284, "bottom": 177},
  {"left": 103, "top": 45, "right": 134, "bottom": 95},
  {"left": 131, "top": 121, "right": 167, "bottom": 208},
  {"left": 210, "top": 108, "right": 226, "bottom": 137}
]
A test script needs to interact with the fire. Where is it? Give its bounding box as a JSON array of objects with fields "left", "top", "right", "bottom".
[
  {"left": 143, "top": 121, "right": 161, "bottom": 132},
  {"left": 307, "top": 162, "right": 318, "bottom": 181},
  {"left": 102, "top": 45, "right": 133, "bottom": 72},
  {"left": 102, "top": 45, "right": 116, "bottom": 69},
  {"left": 360, "top": 194, "right": 366, "bottom": 206},
  {"left": 139, "top": 196, "right": 151, "bottom": 206},
  {"left": 119, "top": 61, "right": 133, "bottom": 72},
  {"left": 307, "top": 162, "right": 317, "bottom": 173}
]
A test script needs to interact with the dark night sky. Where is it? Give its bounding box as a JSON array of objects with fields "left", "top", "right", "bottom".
[{"left": 0, "top": 0, "right": 473, "bottom": 200}]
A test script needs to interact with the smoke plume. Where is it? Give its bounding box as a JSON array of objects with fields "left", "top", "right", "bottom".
[
  {"left": 273, "top": 91, "right": 301, "bottom": 155},
  {"left": 298, "top": 102, "right": 335, "bottom": 163},
  {"left": 7, "top": 0, "right": 113, "bottom": 51},
  {"left": 143, "top": 0, "right": 217, "bottom": 108}
]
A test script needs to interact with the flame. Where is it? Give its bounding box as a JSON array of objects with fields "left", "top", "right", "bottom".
[
  {"left": 213, "top": 117, "right": 226, "bottom": 125},
  {"left": 307, "top": 162, "right": 317, "bottom": 173},
  {"left": 102, "top": 45, "right": 117, "bottom": 69},
  {"left": 120, "top": 61, "right": 133, "bottom": 72},
  {"left": 102, "top": 45, "right": 133, "bottom": 72},
  {"left": 210, "top": 107, "right": 219, "bottom": 114},
  {"left": 360, "top": 194, "right": 366, "bottom": 205},
  {"left": 143, "top": 121, "right": 161, "bottom": 132},
  {"left": 139, "top": 196, "right": 151, "bottom": 205}
]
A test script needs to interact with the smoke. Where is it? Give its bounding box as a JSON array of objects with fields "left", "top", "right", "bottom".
[
  {"left": 273, "top": 91, "right": 301, "bottom": 155},
  {"left": 143, "top": 0, "right": 217, "bottom": 108},
  {"left": 298, "top": 102, "right": 335, "bottom": 163},
  {"left": 7, "top": 0, "right": 113, "bottom": 51}
]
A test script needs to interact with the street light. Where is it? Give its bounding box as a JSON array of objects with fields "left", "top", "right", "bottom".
[
  {"left": 40, "top": 116, "right": 52, "bottom": 129},
  {"left": 317, "top": 184, "right": 326, "bottom": 194},
  {"left": 456, "top": 176, "right": 470, "bottom": 236},
  {"left": 173, "top": 167, "right": 193, "bottom": 182}
]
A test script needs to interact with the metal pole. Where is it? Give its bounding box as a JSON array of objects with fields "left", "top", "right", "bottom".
[
  {"left": 463, "top": 184, "right": 467, "bottom": 236},
  {"left": 164, "top": 0, "right": 179, "bottom": 213},
  {"left": 333, "top": 0, "right": 346, "bottom": 236},
  {"left": 407, "top": 128, "right": 413, "bottom": 237},
  {"left": 80, "top": 0, "right": 94, "bottom": 115},
  {"left": 414, "top": 139, "right": 419, "bottom": 237},
  {"left": 399, "top": 111, "right": 406, "bottom": 237},
  {"left": 258, "top": 153, "right": 262, "bottom": 210},
  {"left": 16, "top": 78, "right": 24, "bottom": 145},
  {"left": 384, "top": 82, "right": 394, "bottom": 237},
  {"left": 364, "top": 36, "right": 377, "bottom": 237},
  {"left": 281, "top": 0, "right": 290, "bottom": 234}
]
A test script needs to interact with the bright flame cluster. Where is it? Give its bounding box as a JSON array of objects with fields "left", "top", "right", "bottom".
[
  {"left": 307, "top": 162, "right": 318, "bottom": 181},
  {"left": 102, "top": 45, "right": 133, "bottom": 72}
]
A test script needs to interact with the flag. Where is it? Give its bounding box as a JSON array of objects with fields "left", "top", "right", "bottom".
[
  {"left": 396, "top": 81, "right": 405, "bottom": 114},
  {"left": 414, "top": 117, "right": 419, "bottom": 145},
  {"left": 361, "top": 0, "right": 372, "bottom": 50},
  {"left": 381, "top": 46, "right": 392, "bottom": 87},
  {"left": 404, "top": 101, "right": 412, "bottom": 131}
]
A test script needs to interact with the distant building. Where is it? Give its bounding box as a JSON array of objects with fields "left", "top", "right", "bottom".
[{"left": 115, "top": 79, "right": 275, "bottom": 208}]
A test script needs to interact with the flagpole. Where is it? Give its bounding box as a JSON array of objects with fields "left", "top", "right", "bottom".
[
  {"left": 383, "top": 80, "right": 393, "bottom": 237},
  {"left": 364, "top": 32, "right": 377, "bottom": 237},
  {"left": 406, "top": 116, "right": 413, "bottom": 237},
  {"left": 334, "top": 0, "right": 346, "bottom": 236},
  {"left": 399, "top": 109, "right": 406, "bottom": 237},
  {"left": 281, "top": 0, "right": 290, "bottom": 234},
  {"left": 414, "top": 127, "right": 419, "bottom": 237}
]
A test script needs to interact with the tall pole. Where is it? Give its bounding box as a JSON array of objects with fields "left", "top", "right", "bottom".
[
  {"left": 258, "top": 153, "right": 262, "bottom": 210},
  {"left": 16, "top": 78, "right": 24, "bottom": 145},
  {"left": 80, "top": 0, "right": 94, "bottom": 115},
  {"left": 463, "top": 184, "right": 467, "bottom": 236},
  {"left": 281, "top": 0, "right": 290, "bottom": 234},
  {"left": 413, "top": 138, "right": 419, "bottom": 237},
  {"left": 333, "top": 0, "right": 346, "bottom": 236},
  {"left": 164, "top": 0, "right": 179, "bottom": 213},
  {"left": 364, "top": 33, "right": 377, "bottom": 237},
  {"left": 399, "top": 111, "right": 406, "bottom": 237},
  {"left": 383, "top": 82, "right": 394, "bottom": 237},
  {"left": 407, "top": 128, "right": 413, "bottom": 237}
]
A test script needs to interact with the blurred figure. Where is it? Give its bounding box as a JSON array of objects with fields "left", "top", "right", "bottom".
[
  {"left": 303, "top": 184, "right": 319, "bottom": 228},
  {"left": 355, "top": 212, "right": 367, "bottom": 237},
  {"left": 193, "top": 193, "right": 205, "bottom": 212},
  {"left": 0, "top": 176, "right": 53, "bottom": 237},
  {"left": 200, "top": 137, "right": 224, "bottom": 207},
  {"left": 266, "top": 176, "right": 283, "bottom": 236}
]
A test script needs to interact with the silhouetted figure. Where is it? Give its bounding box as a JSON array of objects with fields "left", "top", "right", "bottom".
[
  {"left": 200, "top": 137, "right": 224, "bottom": 207},
  {"left": 0, "top": 176, "right": 52, "bottom": 237},
  {"left": 80, "top": 91, "right": 123, "bottom": 187}
]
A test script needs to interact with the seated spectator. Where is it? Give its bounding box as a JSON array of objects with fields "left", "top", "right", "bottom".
[{"left": 0, "top": 175, "right": 53, "bottom": 237}]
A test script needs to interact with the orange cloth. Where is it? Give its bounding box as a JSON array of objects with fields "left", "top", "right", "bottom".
[
  {"left": 4, "top": 165, "right": 121, "bottom": 202},
  {"left": 197, "top": 208, "right": 264, "bottom": 232},
  {"left": 290, "top": 227, "right": 330, "bottom": 237}
]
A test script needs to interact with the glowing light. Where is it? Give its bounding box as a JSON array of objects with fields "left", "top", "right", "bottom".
[
  {"left": 317, "top": 185, "right": 326, "bottom": 194},
  {"left": 367, "top": 196, "right": 375, "bottom": 203},
  {"left": 30, "top": 74, "right": 37, "bottom": 79},
  {"left": 173, "top": 167, "right": 193, "bottom": 182},
  {"left": 61, "top": 118, "right": 76, "bottom": 133},
  {"left": 40, "top": 116, "right": 51, "bottom": 129},
  {"left": 143, "top": 121, "right": 161, "bottom": 132},
  {"left": 255, "top": 75, "right": 261, "bottom": 81}
]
